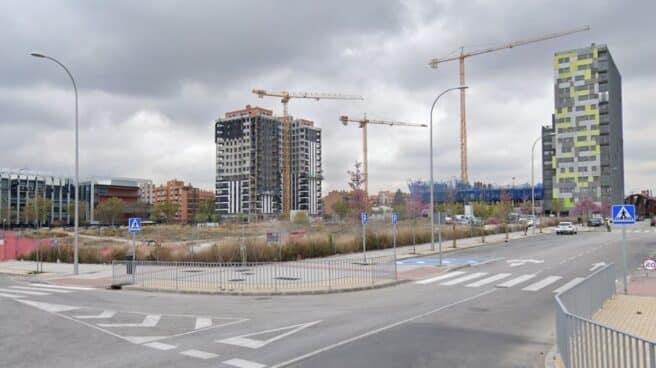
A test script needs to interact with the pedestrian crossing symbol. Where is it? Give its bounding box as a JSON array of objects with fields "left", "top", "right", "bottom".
[
  {"left": 611, "top": 205, "right": 635, "bottom": 225},
  {"left": 128, "top": 217, "right": 142, "bottom": 233}
]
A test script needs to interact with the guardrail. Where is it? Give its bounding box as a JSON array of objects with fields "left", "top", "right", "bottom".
[
  {"left": 112, "top": 256, "right": 397, "bottom": 293},
  {"left": 555, "top": 263, "right": 656, "bottom": 367}
]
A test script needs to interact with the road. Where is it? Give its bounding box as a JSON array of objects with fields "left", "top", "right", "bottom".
[{"left": 1, "top": 223, "right": 653, "bottom": 368}]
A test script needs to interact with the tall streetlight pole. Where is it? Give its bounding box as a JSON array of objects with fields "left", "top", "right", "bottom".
[
  {"left": 531, "top": 133, "right": 554, "bottom": 235},
  {"left": 430, "top": 86, "right": 468, "bottom": 265},
  {"left": 30, "top": 52, "right": 79, "bottom": 275}
]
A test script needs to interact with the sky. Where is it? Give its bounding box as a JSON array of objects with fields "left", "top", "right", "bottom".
[{"left": 1, "top": 0, "right": 654, "bottom": 195}]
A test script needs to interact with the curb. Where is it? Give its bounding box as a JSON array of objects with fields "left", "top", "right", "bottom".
[
  {"left": 114, "top": 279, "right": 411, "bottom": 296},
  {"left": 544, "top": 344, "right": 558, "bottom": 368}
]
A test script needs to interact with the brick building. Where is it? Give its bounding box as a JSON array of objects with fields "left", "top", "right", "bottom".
[{"left": 153, "top": 179, "right": 214, "bottom": 223}]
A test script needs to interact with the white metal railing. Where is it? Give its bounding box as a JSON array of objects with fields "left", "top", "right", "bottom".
[
  {"left": 112, "top": 256, "right": 397, "bottom": 293},
  {"left": 555, "top": 263, "right": 656, "bottom": 367}
]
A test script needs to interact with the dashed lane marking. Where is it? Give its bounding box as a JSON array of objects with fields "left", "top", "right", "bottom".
[
  {"left": 143, "top": 342, "right": 177, "bottom": 351},
  {"left": 0, "top": 292, "right": 26, "bottom": 299},
  {"left": 98, "top": 314, "right": 161, "bottom": 328},
  {"left": 75, "top": 310, "right": 116, "bottom": 319},
  {"left": 496, "top": 274, "right": 536, "bottom": 288},
  {"left": 440, "top": 272, "right": 488, "bottom": 286},
  {"left": 415, "top": 271, "right": 466, "bottom": 285},
  {"left": 552, "top": 278, "right": 585, "bottom": 294},
  {"left": 29, "top": 283, "right": 94, "bottom": 291},
  {"left": 179, "top": 349, "right": 218, "bottom": 360},
  {"left": 223, "top": 358, "right": 267, "bottom": 368},
  {"left": 195, "top": 317, "right": 213, "bottom": 330},
  {"left": 466, "top": 273, "right": 511, "bottom": 288},
  {"left": 522, "top": 276, "right": 562, "bottom": 292}
]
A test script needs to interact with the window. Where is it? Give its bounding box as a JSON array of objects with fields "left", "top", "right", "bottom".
[
  {"left": 574, "top": 75, "right": 585, "bottom": 81},
  {"left": 558, "top": 67, "right": 570, "bottom": 73},
  {"left": 558, "top": 57, "right": 570, "bottom": 63},
  {"left": 576, "top": 106, "right": 585, "bottom": 112},
  {"left": 577, "top": 64, "right": 590, "bottom": 71}
]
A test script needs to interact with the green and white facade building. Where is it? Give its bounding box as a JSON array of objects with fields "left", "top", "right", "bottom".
[{"left": 542, "top": 44, "right": 624, "bottom": 213}]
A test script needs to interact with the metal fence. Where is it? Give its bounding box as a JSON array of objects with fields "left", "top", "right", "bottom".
[
  {"left": 555, "top": 263, "right": 656, "bottom": 367},
  {"left": 112, "top": 256, "right": 397, "bottom": 293}
]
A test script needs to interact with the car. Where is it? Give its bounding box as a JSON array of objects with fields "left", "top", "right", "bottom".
[
  {"left": 556, "top": 221, "right": 577, "bottom": 235},
  {"left": 587, "top": 217, "right": 603, "bottom": 227},
  {"left": 651, "top": 217, "right": 656, "bottom": 227}
]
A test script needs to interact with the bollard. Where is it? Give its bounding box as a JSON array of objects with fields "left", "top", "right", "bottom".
[{"left": 452, "top": 224, "right": 457, "bottom": 248}]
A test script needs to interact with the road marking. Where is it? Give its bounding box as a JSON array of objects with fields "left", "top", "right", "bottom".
[
  {"left": 507, "top": 259, "right": 544, "bottom": 267},
  {"left": 75, "top": 310, "right": 116, "bottom": 319},
  {"left": 522, "top": 276, "right": 562, "bottom": 292},
  {"left": 179, "top": 349, "right": 218, "bottom": 359},
  {"left": 497, "top": 274, "right": 536, "bottom": 288},
  {"left": 466, "top": 273, "right": 511, "bottom": 287},
  {"left": 17, "top": 299, "right": 80, "bottom": 312},
  {"left": 143, "top": 342, "right": 177, "bottom": 351},
  {"left": 0, "top": 288, "right": 50, "bottom": 296},
  {"left": 415, "top": 271, "right": 466, "bottom": 285},
  {"left": 269, "top": 288, "right": 496, "bottom": 368},
  {"left": 195, "top": 317, "right": 213, "bottom": 330},
  {"left": 123, "top": 336, "right": 167, "bottom": 344},
  {"left": 552, "top": 278, "right": 585, "bottom": 294},
  {"left": 223, "top": 358, "right": 267, "bottom": 368},
  {"left": 589, "top": 262, "right": 607, "bottom": 272},
  {"left": 440, "top": 272, "right": 487, "bottom": 286},
  {"left": 99, "top": 314, "right": 161, "bottom": 328},
  {"left": 0, "top": 292, "right": 26, "bottom": 298},
  {"left": 218, "top": 320, "right": 322, "bottom": 349},
  {"left": 29, "top": 283, "right": 94, "bottom": 291},
  {"left": 10, "top": 286, "right": 73, "bottom": 293}
]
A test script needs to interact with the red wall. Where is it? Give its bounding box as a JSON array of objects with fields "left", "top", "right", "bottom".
[{"left": 0, "top": 231, "right": 52, "bottom": 261}]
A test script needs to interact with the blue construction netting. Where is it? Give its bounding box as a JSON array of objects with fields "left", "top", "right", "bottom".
[{"left": 408, "top": 180, "right": 544, "bottom": 203}]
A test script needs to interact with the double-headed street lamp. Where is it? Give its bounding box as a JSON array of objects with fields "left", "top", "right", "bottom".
[
  {"left": 30, "top": 52, "right": 80, "bottom": 275},
  {"left": 531, "top": 133, "right": 554, "bottom": 235},
  {"left": 430, "top": 86, "right": 468, "bottom": 265}
]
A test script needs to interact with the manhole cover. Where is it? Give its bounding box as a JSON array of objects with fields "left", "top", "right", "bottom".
[
  {"left": 228, "top": 278, "right": 245, "bottom": 282},
  {"left": 274, "top": 276, "right": 301, "bottom": 281}
]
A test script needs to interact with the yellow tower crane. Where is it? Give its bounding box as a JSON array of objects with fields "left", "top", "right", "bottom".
[
  {"left": 340, "top": 114, "right": 427, "bottom": 200},
  {"left": 428, "top": 25, "right": 590, "bottom": 183},
  {"left": 252, "top": 89, "right": 363, "bottom": 218}
]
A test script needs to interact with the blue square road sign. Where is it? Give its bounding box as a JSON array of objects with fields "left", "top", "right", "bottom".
[
  {"left": 611, "top": 205, "right": 635, "bottom": 225},
  {"left": 392, "top": 212, "right": 398, "bottom": 225},
  {"left": 361, "top": 212, "right": 368, "bottom": 225},
  {"left": 128, "top": 217, "right": 142, "bottom": 233}
]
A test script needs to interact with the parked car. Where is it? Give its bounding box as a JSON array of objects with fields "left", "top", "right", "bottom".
[
  {"left": 556, "top": 221, "right": 578, "bottom": 235},
  {"left": 587, "top": 217, "right": 603, "bottom": 227},
  {"left": 651, "top": 216, "right": 656, "bottom": 227}
]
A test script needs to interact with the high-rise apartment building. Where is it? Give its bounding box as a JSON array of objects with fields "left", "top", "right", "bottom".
[
  {"left": 215, "top": 105, "right": 322, "bottom": 217},
  {"left": 153, "top": 179, "right": 213, "bottom": 223},
  {"left": 290, "top": 119, "right": 322, "bottom": 216},
  {"left": 543, "top": 44, "right": 624, "bottom": 212}
]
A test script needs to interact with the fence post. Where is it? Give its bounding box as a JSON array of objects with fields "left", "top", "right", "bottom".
[{"left": 175, "top": 262, "right": 178, "bottom": 290}]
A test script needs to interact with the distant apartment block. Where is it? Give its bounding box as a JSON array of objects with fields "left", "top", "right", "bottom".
[
  {"left": 543, "top": 43, "right": 624, "bottom": 212},
  {"left": 215, "top": 105, "right": 322, "bottom": 217},
  {"left": 153, "top": 179, "right": 213, "bottom": 223}
]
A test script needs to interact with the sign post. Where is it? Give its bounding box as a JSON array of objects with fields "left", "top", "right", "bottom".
[
  {"left": 611, "top": 204, "right": 635, "bottom": 294},
  {"left": 643, "top": 258, "right": 656, "bottom": 276},
  {"left": 392, "top": 212, "right": 398, "bottom": 280},
  {"left": 361, "top": 212, "right": 368, "bottom": 263},
  {"left": 128, "top": 217, "right": 142, "bottom": 282}
]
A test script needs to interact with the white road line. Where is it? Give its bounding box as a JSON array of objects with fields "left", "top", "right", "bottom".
[
  {"left": 0, "top": 292, "right": 26, "bottom": 298},
  {"left": 99, "top": 314, "right": 161, "bottom": 328},
  {"left": 440, "top": 272, "right": 488, "bottom": 286},
  {"left": 195, "top": 317, "right": 213, "bottom": 330},
  {"left": 0, "top": 288, "right": 50, "bottom": 296},
  {"left": 223, "top": 358, "right": 267, "bottom": 368},
  {"left": 143, "top": 342, "right": 177, "bottom": 351},
  {"left": 522, "top": 276, "right": 562, "bottom": 292},
  {"left": 29, "top": 283, "right": 94, "bottom": 291},
  {"left": 466, "top": 273, "right": 512, "bottom": 288},
  {"left": 552, "top": 278, "right": 585, "bottom": 294},
  {"left": 218, "top": 321, "right": 322, "bottom": 349},
  {"left": 17, "top": 299, "right": 80, "bottom": 312},
  {"left": 10, "top": 286, "right": 73, "bottom": 294},
  {"left": 179, "top": 349, "right": 218, "bottom": 360},
  {"left": 75, "top": 310, "right": 116, "bottom": 319},
  {"left": 268, "top": 289, "right": 496, "bottom": 368},
  {"left": 497, "top": 274, "right": 536, "bottom": 288},
  {"left": 415, "top": 271, "right": 466, "bottom": 285}
]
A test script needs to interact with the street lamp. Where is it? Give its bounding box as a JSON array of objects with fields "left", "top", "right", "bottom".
[
  {"left": 31, "top": 52, "right": 80, "bottom": 275},
  {"left": 531, "top": 133, "right": 554, "bottom": 234},
  {"left": 430, "top": 86, "right": 468, "bottom": 265}
]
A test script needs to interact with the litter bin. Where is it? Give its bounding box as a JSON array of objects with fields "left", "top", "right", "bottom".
[{"left": 126, "top": 255, "right": 135, "bottom": 274}]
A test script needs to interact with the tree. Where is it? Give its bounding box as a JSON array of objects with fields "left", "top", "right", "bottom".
[
  {"left": 194, "top": 199, "right": 218, "bottom": 223},
  {"left": 572, "top": 198, "right": 601, "bottom": 220},
  {"left": 392, "top": 189, "right": 405, "bottom": 207},
  {"left": 126, "top": 201, "right": 152, "bottom": 219},
  {"left": 67, "top": 200, "right": 89, "bottom": 224},
  {"left": 23, "top": 197, "right": 54, "bottom": 227},
  {"left": 347, "top": 161, "right": 368, "bottom": 218},
  {"left": 553, "top": 198, "right": 564, "bottom": 217},
  {"left": 292, "top": 211, "right": 310, "bottom": 226},
  {"left": 96, "top": 197, "right": 126, "bottom": 226},
  {"left": 493, "top": 189, "right": 512, "bottom": 223},
  {"left": 331, "top": 199, "right": 351, "bottom": 220},
  {"left": 151, "top": 200, "right": 179, "bottom": 223},
  {"left": 472, "top": 201, "right": 493, "bottom": 220}
]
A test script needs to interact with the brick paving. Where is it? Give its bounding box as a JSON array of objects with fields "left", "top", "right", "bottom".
[{"left": 593, "top": 294, "right": 656, "bottom": 342}]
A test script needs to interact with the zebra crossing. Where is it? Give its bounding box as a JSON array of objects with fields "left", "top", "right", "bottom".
[
  {"left": 0, "top": 283, "right": 94, "bottom": 299},
  {"left": 626, "top": 229, "right": 655, "bottom": 233},
  {"left": 415, "top": 271, "right": 584, "bottom": 293}
]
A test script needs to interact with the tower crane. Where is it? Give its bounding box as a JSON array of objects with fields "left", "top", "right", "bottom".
[
  {"left": 340, "top": 114, "right": 427, "bottom": 200},
  {"left": 252, "top": 89, "right": 364, "bottom": 218},
  {"left": 428, "top": 25, "right": 590, "bottom": 184}
]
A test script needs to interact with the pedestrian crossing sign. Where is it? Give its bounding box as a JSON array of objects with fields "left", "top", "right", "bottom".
[
  {"left": 611, "top": 205, "right": 635, "bottom": 225},
  {"left": 128, "top": 217, "right": 142, "bottom": 233}
]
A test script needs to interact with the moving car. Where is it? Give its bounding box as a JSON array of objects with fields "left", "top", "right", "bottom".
[
  {"left": 587, "top": 217, "right": 603, "bottom": 227},
  {"left": 556, "top": 221, "right": 578, "bottom": 235}
]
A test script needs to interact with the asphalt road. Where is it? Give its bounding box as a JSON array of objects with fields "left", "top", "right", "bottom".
[{"left": 1, "top": 223, "right": 653, "bottom": 368}]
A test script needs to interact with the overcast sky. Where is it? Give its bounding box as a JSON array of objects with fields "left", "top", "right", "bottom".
[{"left": 1, "top": 1, "right": 654, "bottom": 195}]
